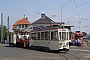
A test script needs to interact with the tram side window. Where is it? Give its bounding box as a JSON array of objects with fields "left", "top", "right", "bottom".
[
  {"left": 67, "top": 32, "right": 69, "bottom": 40},
  {"left": 37, "top": 32, "right": 40, "bottom": 40},
  {"left": 55, "top": 31, "right": 58, "bottom": 40},
  {"left": 59, "top": 32, "right": 61, "bottom": 40},
  {"left": 41, "top": 32, "right": 44, "bottom": 40},
  {"left": 31, "top": 33, "right": 37, "bottom": 40},
  {"left": 45, "top": 31, "right": 49, "bottom": 40},
  {"left": 62, "top": 32, "right": 66, "bottom": 40},
  {"left": 51, "top": 32, "right": 54, "bottom": 40},
  {"left": 31, "top": 33, "right": 33, "bottom": 40}
]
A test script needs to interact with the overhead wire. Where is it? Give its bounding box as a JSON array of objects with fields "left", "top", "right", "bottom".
[
  {"left": 52, "top": 0, "right": 71, "bottom": 17},
  {"left": 54, "top": 0, "right": 90, "bottom": 24},
  {"left": 74, "top": 0, "right": 80, "bottom": 19},
  {"left": 63, "top": 9, "right": 90, "bottom": 20},
  {"left": 57, "top": 0, "right": 90, "bottom": 16},
  {"left": 74, "top": 0, "right": 81, "bottom": 30}
]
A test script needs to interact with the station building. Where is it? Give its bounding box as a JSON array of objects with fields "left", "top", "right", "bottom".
[{"left": 12, "top": 13, "right": 74, "bottom": 33}]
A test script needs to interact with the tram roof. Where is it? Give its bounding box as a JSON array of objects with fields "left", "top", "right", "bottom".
[{"left": 31, "top": 26, "right": 68, "bottom": 32}]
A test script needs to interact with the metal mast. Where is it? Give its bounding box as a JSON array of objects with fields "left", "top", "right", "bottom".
[
  {"left": 7, "top": 16, "right": 10, "bottom": 34},
  {"left": 1, "top": 13, "right": 3, "bottom": 43},
  {"left": 61, "top": 0, "right": 62, "bottom": 22}
]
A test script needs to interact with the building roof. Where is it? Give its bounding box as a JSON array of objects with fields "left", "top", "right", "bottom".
[
  {"left": 12, "top": 17, "right": 31, "bottom": 30},
  {"left": 32, "top": 16, "right": 55, "bottom": 24}
]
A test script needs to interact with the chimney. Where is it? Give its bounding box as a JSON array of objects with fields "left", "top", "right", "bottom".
[
  {"left": 26, "top": 17, "right": 28, "bottom": 19},
  {"left": 41, "top": 12, "right": 45, "bottom": 19}
]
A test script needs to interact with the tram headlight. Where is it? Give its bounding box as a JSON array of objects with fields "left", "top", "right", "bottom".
[{"left": 60, "top": 43, "right": 62, "bottom": 46}]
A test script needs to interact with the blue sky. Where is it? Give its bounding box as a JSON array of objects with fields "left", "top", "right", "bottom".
[{"left": 0, "top": 0, "right": 90, "bottom": 34}]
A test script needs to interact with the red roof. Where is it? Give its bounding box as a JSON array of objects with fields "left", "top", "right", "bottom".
[{"left": 12, "top": 18, "right": 31, "bottom": 30}]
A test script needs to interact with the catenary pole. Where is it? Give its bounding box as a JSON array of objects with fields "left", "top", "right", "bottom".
[
  {"left": 7, "top": 16, "right": 10, "bottom": 34},
  {"left": 1, "top": 13, "right": 3, "bottom": 43}
]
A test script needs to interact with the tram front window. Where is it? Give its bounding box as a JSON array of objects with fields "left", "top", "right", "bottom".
[
  {"left": 62, "top": 32, "right": 66, "bottom": 40},
  {"left": 77, "top": 36, "right": 83, "bottom": 39},
  {"left": 59, "top": 32, "right": 67, "bottom": 40}
]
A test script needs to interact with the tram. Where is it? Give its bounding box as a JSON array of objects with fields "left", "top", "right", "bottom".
[
  {"left": 7, "top": 30, "right": 29, "bottom": 48},
  {"left": 16, "top": 31, "right": 29, "bottom": 48},
  {"left": 29, "top": 26, "right": 70, "bottom": 52}
]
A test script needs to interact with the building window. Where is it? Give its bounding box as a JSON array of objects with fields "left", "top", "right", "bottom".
[
  {"left": 19, "top": 25, "right": 21, "bottom": 28},
  {"left": 25, "top": 25, "right": 28, "bottom": 27},
  {"left": 22, "top": 25, "right": 24, "bottom": 28}
]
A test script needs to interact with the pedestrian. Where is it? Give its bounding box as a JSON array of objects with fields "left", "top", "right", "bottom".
[
  {"left": 72, "top": 40, "right": 75, "bottom": 45},
  {"left": 75, "top": 39, "right": 77, "bottom": 46},
  {"left": 77, "top": 38, "right": 82, "bottom": 46}
]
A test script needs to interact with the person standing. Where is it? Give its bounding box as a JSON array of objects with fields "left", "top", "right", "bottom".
[{"left": 77, "top": 38, "right": 82, "bottom": 46}]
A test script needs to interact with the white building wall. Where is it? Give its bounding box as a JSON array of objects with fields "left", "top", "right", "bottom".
[
  {"left": 23, "top": 25, "right": 33, "bottom": 32},
  {"left": 16, "top": 25, "right": 24, "bottom": 31}
]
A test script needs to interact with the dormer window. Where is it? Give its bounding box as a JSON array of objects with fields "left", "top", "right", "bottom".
[
  {"left": 22, "top": 25, "right": 24, "bottom": 28},
  {"left": 19, "top": 25, "right": 21, "bottom": 28},
  {"left": 25, "top": 25, "right": 28, "bottom": 27}
]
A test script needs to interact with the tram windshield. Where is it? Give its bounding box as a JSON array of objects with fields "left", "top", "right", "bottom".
[
  {"left": 59, "top": 32, "right": 68, "bottom": 40},
  {"left": 77, "top": 36, "right": 83, "bottom": 39},
  {"left": 62, "top": 32, "right": 66, "bottom": 40}
]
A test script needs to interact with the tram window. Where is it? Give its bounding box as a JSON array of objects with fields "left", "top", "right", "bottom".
[
  {"left": 31, "top": 33, "right": 37, "bottom": 40},
  {"left": 62, "top": 32, "right": 66, "bottom": 40},
  {"left": 51, "top": 32, "right": 54, "bottom": 40},
  {"left": 67, "top": 32, "right": 69, "bottom": 40},
  {"left": 55, "top": 31, "right": 58, "bottom": 40},
  {"left": 41, "top": 32, "right": 44, "bottom": 40},
  {"left": 59, "top": 32, "right": 61, "bottom": 40},
  {"left": 37, "top": 32, "right": 40, "bottom": 40},
  {"left": 45, "top": 31, "right": 49, "bottom": 40}
]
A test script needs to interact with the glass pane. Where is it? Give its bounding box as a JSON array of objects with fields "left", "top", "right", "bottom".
[
  {"left": 51, "top": 32, "right": 54, "bottom": 40},
  {"left": 41, "top": 32, "right": 44, "bottom": 40},
  {"left": 62, "top": 32, "right": 66, "bottom": 40},
  {"left": 45, "top": 31, "right": 49, "bottom": 40},
  {"left": 37, "top": 32, "right": 40, "bottom": 40},
  {"left": 55, "top": 31, "right": 58, "bottom": 40},
  {"left": 67, "top": 32, "right": 68, "bottom": 40},
  {"left": 59, "top": 32, "right": 61, "bottom": 40}
]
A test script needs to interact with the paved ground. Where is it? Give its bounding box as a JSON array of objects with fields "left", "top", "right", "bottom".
[
  {"left": 0, "top": 44, "right": 90, "bottom": 60},
  {"left": 0, "top": 44, "right": 66, "bottom": 60},
  {"left": 69, "top": 46, "right": 90, "bottom": 60}
]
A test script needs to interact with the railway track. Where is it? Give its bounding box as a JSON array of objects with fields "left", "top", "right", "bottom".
[
  {"left": 56, "top": 52, "right": 82, "bottom": 60},
  {"left": 30, "top": 48, "right": 83, "bottom": 60}
]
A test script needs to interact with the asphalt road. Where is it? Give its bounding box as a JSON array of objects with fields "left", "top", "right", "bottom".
[
  {"left": 0, "top": 44, "right": 90, "bottom": 60},
  {"left": 69, "top": 46, "right": 90, "bottom": 60},
  {"left": 0, "top": 44, "right": 66, "bottom": 60}
]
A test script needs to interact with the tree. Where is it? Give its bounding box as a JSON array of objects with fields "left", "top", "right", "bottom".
[
  {"left": 82, "top": 32, "right": 87, "bottom": 36},
  {"left": 0, "top": 25, "right": 8, "bottom": 43}
]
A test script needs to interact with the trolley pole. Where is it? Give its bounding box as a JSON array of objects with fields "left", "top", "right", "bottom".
[{"left": 1, "top": 13, "right": 3, "bottom": 43}]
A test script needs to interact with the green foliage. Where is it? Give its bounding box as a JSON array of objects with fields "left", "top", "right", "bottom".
[
  {"left": 0, "top": 25, "right": 8, "bottom": 43},
  {"left": 82, "top": 32, "right": 87, "bottom": 36}
]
